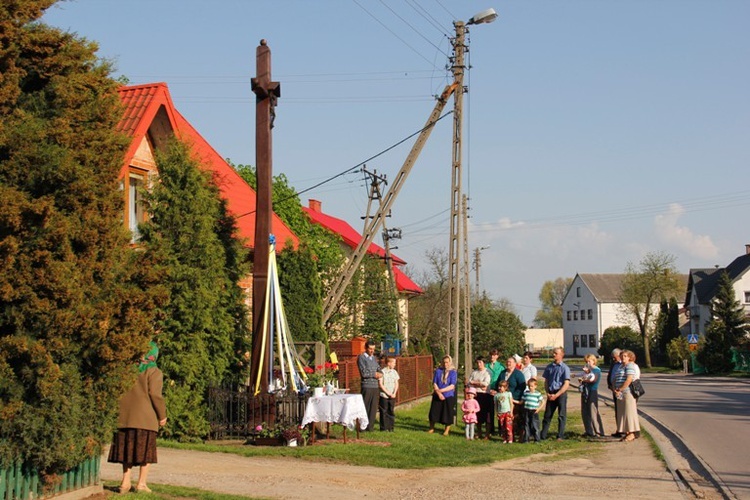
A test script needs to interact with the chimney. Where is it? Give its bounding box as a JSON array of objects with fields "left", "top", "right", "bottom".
[
  {"left": 746, "top": 244, "right": 750, "bottom": 255},
  {"left": 308, "top": 199, "right": 322, "bottom": 213}
]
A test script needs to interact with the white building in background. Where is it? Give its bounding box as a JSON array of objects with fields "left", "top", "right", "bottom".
[
  {"left": 562, "top": 273, "right": 688, "bottom": 357},
  {"left": 562, "top": 274, "right": 630, "bottom": 357}
]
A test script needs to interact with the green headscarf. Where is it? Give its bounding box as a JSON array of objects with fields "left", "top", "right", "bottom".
[{"left": 138, "top": 341, "right": 159, "bottom": 373}]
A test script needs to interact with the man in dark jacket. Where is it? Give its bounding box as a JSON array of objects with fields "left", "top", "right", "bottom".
[{"left": 357, "top": 340, "right": 382, "bottom": 431}]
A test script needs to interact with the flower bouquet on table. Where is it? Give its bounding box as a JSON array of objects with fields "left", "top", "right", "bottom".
[{"left": 303, "top": 361, "right": 339, "bottom": 394}]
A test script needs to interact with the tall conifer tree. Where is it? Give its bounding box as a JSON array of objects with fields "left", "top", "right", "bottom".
[
  {"left": 139, "top": 139, "right": 250, "bottom": 440},
  {"left": 0, "top": 0, "right": 164, "bottom": 475}
]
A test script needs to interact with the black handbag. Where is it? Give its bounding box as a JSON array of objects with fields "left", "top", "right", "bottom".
[{"left": 630, "top": 379, "right": 645, "bottom": 399}]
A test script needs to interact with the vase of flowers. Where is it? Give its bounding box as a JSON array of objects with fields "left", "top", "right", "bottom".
[{"left": 303, "top": 362, "right": 339, "bottom": 393}]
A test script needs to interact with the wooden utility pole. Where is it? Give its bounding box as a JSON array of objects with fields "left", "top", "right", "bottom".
[{"left": 249, "top": 39, "right": 280, "bottom": 394}]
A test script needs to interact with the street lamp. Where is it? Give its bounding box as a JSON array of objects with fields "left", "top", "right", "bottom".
[
  {"left": 468, "top": 8, "right": 498, "bottom": 25},
  {"left": 446, "top": 7, "right": 497, "bottom": 366}
]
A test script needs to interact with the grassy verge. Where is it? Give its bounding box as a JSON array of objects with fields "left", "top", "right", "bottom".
[
  {"left": 160, "top": 399, "right": 600, "bottom": 469},
  {"left": 104, "top": 482, "right": 268, "bottom": 500}
]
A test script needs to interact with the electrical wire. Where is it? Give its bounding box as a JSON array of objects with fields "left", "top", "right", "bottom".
[
  {"left": 406, "top": 0, "right": 452, "bottom": 35},
  {"left": 236, "top": 110, "right": 454, "bottom": 219},
  {"left": 352, "top": 0, "right": 444, "bottom": 71},
  {"left": 432, "top": 0, "right": 457, "bottom": 20},
  {"left": 378, "top": 0, "right": 449, "bottom": 57}
]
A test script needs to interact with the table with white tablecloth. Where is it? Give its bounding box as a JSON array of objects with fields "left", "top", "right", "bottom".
[{"left": 301, "top": 393, "right": 369, "bottom": 443}]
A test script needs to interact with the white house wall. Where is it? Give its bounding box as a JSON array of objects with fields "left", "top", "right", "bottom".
[{"left": 563, "top": 275, "right": 654, "bottom": 358}]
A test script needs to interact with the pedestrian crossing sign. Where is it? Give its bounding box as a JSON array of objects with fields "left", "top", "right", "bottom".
[{"left": 687, "top": 333, "right": 699, "bottom": 344}]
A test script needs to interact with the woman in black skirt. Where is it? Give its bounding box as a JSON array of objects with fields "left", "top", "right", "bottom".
[
  {"left": 108, "top": 341, "right": 167, "bottom": 493},
  {"left": 428, "top": 355, "right": 457, "bottom": 436}
]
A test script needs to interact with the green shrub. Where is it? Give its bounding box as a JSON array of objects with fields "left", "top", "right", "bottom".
[
  {"left": 666, "top": 336, "right": 690, "bottom": 369},
  {"left": 0, "top": 0, "right": 164, "bottom": 475},
  {"left": 598, "top": 326, "right": 644, "bottom": 362}
]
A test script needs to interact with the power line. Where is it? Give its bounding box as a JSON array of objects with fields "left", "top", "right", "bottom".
[
  {"left": 378, "top": 0, "right": 449, "bottom": 57},
  {"left": 406, "top": 0, "right": 452, "bottom": 35},
  {"left": 352, "top": 0, "right": 443, "bottom": 71},
  {"left": 236, "top": 110, "right": 453, "bottom": 219},
  {"left": 432, "top": 0, "right": 457, "bottom": 20}
]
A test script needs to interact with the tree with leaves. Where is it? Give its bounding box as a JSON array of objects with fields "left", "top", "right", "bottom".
[
  {"left": 407, "top": 248, "right": 450, "bottom": 356},
  {"left": 470, "top": 296, "right": 526, "bottom": 361},
  {"left": 653, "top": 297, "right": 680, "bottom": 361},
  {"left": 0, "top": 0, "right": 164, "bottom": 477},
  {"left": 697, "top": 271, "right": 748, "bottom": 373},
  {"left": 139, "top": 139, "right": 250, "bottom": 441},
  {"left": 619, "top": 251, "right": 682, "bottom": 368},
  {"left": 533, "top": 277, "right": 572, "bottom": 328}
]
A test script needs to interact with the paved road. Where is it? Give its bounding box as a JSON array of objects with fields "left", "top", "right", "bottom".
[{"left": 635, "top": 373, "right": 750, "bottom": 499}]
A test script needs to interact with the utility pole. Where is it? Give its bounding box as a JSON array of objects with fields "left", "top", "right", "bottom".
[
  {"left": 461, "top": 195, "right": 472, "bottom": 372},
  {"left": 447, "top": 21, "right": 467, "bottom": 363},
  {"left": 249, "top": 39, "right": 280, "bottom": 395},
  {"left": 474, "top": 245, "right": 490, "bottom": 298}
]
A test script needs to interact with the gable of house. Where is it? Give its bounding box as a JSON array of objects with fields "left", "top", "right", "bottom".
[{"left": 117, "top": 82, "right": 298, "bottom": 250}]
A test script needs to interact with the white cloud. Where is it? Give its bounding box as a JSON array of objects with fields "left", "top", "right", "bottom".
[{"left": 653, "top": 203, "right": 719, "bottom": 259}]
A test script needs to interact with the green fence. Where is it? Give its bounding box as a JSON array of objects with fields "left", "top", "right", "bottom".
[
  {"left": 0, "top": 455, "right": 100, "bottom": 500},
  {"left": 691, "top": 347, "right": 750, "bottom": 374}
]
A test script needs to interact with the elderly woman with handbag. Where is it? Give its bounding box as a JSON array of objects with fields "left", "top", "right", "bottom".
[{"left": 613, "top": 349, "right": 640, "bottom": 443}]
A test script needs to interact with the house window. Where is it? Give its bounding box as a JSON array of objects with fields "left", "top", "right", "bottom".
[
  {"left": 576, "top": 287, "right": 581, "bottom": 297},
  {"left": 745, "top": 291, "right": 750, "bottom": 304},
  {"left": 573, "top": 310, "right": 578, "bottom": 321},
  {"left": 589, "top": 335, "right": 596, "bottom": 348},
  {"left": 126, "top": 169, "right": 147, "bottom": 242},
  {"left": 567, "top": 311, "right": 571, "bottom": 321},
  {"left": 581, "top": 335, "right": 588, "bottom": 347},
  {"left": 587, "top": 309, "right": 593, "bottom": 320}
]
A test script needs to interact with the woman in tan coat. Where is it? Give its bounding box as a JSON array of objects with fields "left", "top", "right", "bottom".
[{"left": 108, "top": 341, "right": 167, "bottom": 493}]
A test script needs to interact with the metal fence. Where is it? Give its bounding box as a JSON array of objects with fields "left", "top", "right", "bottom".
[
  {"left": 206, "top": 385, "right": 310, "bottom": 440},
  {"left": 207, "top": 355, "right": 434, "bottom": 440}
]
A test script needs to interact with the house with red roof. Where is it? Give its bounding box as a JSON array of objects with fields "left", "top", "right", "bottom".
[
  {"left": 302, "top": 199, "right": 422, "bottom": 343},
  {"left": 116, "top": 82, "right": 297, "bottom": 252}
]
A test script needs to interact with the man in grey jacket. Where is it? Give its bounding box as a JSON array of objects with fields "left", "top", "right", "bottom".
[{"left": 358, "top": 339, "right": 382, "bottom": 431}]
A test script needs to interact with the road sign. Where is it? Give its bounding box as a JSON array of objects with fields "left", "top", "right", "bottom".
[
  {"left": 687, "top": 333, "right": 699, "bottom": 344},
  {"left": 689, "top": 343, "right": 698, "bottom": 352}
]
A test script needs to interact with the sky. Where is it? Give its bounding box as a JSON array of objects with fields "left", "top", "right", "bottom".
[{"left": 42, "top": 0, "right": 750, "bottom": 324}]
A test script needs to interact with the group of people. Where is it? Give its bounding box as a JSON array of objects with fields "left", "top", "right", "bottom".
[
  {"left": 429, "top": 345, "right": 643, "bottom": 444},
  {"left": 429, "top": 347, "right": 571, "bottom": 443}
]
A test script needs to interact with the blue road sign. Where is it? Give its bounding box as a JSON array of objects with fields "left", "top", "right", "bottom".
[{"left": 687, "top": 333, "right": 699, "bottom": 344}]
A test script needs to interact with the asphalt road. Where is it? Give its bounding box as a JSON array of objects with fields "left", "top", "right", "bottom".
[{"left": 633, "top": 372, "right": 750, "bottom": 499}]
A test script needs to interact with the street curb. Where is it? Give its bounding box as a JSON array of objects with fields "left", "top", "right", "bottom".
[{"left": 601, "top": 395, "right": 735, "bottom": 500}]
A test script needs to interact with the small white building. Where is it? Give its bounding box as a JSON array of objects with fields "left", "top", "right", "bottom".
[
  {"left": 684, "top": 246, "right": 750, "bottom": 337},
  {"left": 562, "top": 274, "right": 630, "bottom": 357},
  {"left": 524, "top": 328, "right": 563, "bottom": 353}
]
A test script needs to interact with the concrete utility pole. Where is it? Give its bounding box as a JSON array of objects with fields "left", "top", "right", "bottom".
[
  {"left": 461, "top": 195, "right": 472, "bottom": 372},
  {"left": 447, "top": 21, "right": 466, "bottom": 363},
  {"left": 474, "top": 245, "right": 490, "bottom": 298},
  {"left": 249, "top": 39, "right": 280, "bottom": 394}
]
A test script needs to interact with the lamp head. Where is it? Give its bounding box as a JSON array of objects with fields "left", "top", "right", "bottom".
[{"left": 468, "top": 8, "right": 498, "bottom": 25}]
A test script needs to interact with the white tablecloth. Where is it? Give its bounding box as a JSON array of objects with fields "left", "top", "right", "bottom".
[{"left": 301, "top": 394, "right": 369, "bottom": 431}]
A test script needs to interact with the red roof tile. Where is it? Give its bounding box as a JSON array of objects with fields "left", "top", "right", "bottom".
[
  {"left": 302, "top": 203, "right": 422, "bottom": 294},
  {"left": 117, "top": 83, "right": 298, "bottom": 251}
]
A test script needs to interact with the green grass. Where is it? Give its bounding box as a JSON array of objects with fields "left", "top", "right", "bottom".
[
  {"left": 105, "top": 482, "right": 268, "bottom": 500},
  {"left": 160, "top": 399, "right": 599, "bottom": 469}
]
